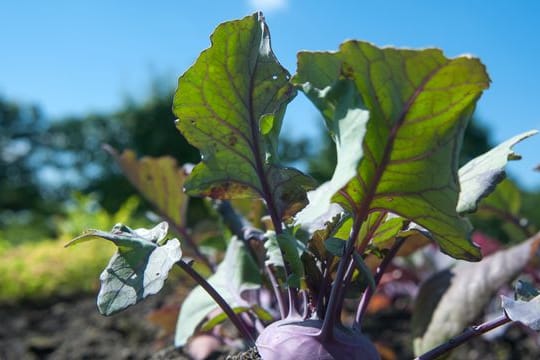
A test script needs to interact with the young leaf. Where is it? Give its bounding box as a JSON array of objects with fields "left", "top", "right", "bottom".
[
  {"left": 352, "top": 251, "right": 376, "bottom": 292},
  {"left": 175, "top": 236, "right": 261, "bottom": 347},
  {"left": 173, "top": 13, "right": 314, "bottom": 219},
  {"left": 104, "top": 147, "right": 190, "bottom": 229},
  {"left": 502, "top": 294, "right": 540, "bottom": 331},
  {"left": 65, "top": 222, "right": 182, "bottom": 315},
  {"left": 412, "top": 232, "right": 540, "bottom": 355},
  {"left": 265, "top": 229, "right": 306, "bottom": 288},
  {"left": 324, "top": 237, "right": 346, "bottom": 257},
  {"left": 457, "top": 130, "right": 537, "bottom": 214},
  {"left": 296, "top": 42, "right": 490, "bottom": 261}
]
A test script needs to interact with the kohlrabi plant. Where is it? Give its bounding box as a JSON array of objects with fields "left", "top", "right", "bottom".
[{"left": 66, "top": 12, "right": 540, "bottom": 360}]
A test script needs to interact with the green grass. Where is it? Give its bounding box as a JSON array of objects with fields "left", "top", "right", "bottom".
[{"left": 0, "top": 194, "right": 147, "bottom": 303}]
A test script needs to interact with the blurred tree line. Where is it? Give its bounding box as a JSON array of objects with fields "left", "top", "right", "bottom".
[{"left": 1, "top": 88, "right": 540, "bottom": 245}]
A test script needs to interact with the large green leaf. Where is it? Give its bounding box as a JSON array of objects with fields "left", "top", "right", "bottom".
[
  {"left": 295, "top": 42, "right": 490, "bottom": 261},
  {"left": 175, "top": 236, "right": 261, "bottom": 346},
  {"left": 457, "top": 130, "right": 537, "bottom": 214},
  {"left": 65, "top": 222, "right": 182, "bottom": 315},
  {"left": 105, "top": 146, "right": 189, "bottom": 228},
  {"left": 173, "top": 13, "right": 314, "bottom": 219}
]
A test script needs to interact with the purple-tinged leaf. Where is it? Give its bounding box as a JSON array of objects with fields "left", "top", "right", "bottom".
[
  {"left": 173, "top": 13, "right": 314, "bottom": 220},
  {"left": 295, "top": 43, "right": 490, "bottom": 261}
]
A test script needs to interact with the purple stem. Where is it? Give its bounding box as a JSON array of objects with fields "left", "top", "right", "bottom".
[
  {"left": 177, "top": 260, "right": 256, "bottom": 345},
  {"left": 266, "top": 265, "right": 287, "bottom": 319},
  {"left": 316, "top": 262, "right": 331, "bottom": 319},
  {"left": 170, "top": 221, "right": 214, "bottom": 271},
  {"left": 319, "top": 216, "right": 363, "bottom": 341},
  {"left": 415, "top": 314, "right": 511, "bottom": 360},
  {"left": 354, "top": 236, "right": 406, "bottom": 328},
  {"left": 215, "top": 200, "right": 287, "bottom": 319},
  {"left": 214, "top": 200, "right": 264, "bottom": 267}
]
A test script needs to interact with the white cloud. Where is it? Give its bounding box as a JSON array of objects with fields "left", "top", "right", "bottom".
[{"left": 248, "top": 0, "right": 288, "bottom": 13}]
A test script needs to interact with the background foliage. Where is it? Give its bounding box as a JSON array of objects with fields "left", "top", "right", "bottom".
[{"left": 1, "top": 84, "right": 539, "bottom": 302}]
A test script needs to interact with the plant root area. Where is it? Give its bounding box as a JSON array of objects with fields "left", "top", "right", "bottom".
[{"left": 1, "top": 292, "right": 539, "bottom": 359}]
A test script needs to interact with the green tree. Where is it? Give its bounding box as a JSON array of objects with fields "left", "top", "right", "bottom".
[
  {"left": 0, "top": 97, "right": 48, "bottom": 212},
  {"left": 41, "top": 90, "right": 200, "bottom": 211}
]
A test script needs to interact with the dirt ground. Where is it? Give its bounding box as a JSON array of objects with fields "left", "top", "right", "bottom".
[{"left": 1, "top": 289, "right": 539, "bottom": 360}]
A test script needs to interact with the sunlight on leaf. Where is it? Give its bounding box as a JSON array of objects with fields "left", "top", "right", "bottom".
[
  {"left": 173, "top": 13, "right": 314, "bottom": 220},
  {"left": 293, "top": 54, "right": 368, "bottom": 228},
  {"left": 295, "top": 42, "right": 490, "bottom": 261}
]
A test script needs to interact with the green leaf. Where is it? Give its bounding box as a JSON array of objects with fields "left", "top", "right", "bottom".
[
  {"left": 457, "top": 130, "right": 537, "bottom": 214},
  {"left": 175, "top": 236, "right": 261, "bottom": 347},
  {"left": 296, "top": 42, "right": 490, "bottom": 261},
  {"left": 324, "top": 237, "right": 346, "bottom": 257},
  {"left": 104, "top": 147, "right": 190, "bottom": 229},
  {"left": 352, "top": 251, "right": 376, "bottom": 291},
  {"left": 293, "top": 53, "right": 369, "bottom": 227},
  {"left": 199, "top": 306, "right": 250, "bottom": 332},
  {"left": 173, "top": 13, "right": 314, "bottom": 219},
  {"left": 264, "top": 229, "right": 306, "bottom": 288},
  {"left": 473, "top": 178, "right": 532, "bottom": 241},
  {"left": 502, "top": 294, "right": 540, "bottom": 331},
  {"left": 251, "top": 304, "right": 274, "bottom": 322},
  {"left": 277, "top": 230, "right": 306, "bottom": 288},
  {"left": 363, "top": 213, "right": 404, "bottom": 246},
  {"left": 66, "top": 222, "right": 181, "bottom": 315},
  {"left": 476, "top": 179, "right": 522, "bottom": 219},
  {"left": 199, "top": 304, "right": 273, "bottom": 332}
]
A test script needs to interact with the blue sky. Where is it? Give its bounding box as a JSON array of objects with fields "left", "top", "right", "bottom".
[{"left": 1, "top": 0, "right": 539, "bottom": 188}]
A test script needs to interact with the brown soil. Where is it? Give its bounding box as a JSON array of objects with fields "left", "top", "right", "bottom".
[{"left": 1, "top": 291, "right": 539, "bottom": 360}]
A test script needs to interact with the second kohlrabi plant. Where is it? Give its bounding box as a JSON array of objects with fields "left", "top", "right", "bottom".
[{"left": 67, "top": 12, "right": 540, "bottom": 360}]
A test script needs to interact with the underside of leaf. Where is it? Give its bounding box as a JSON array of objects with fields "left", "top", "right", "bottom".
[
  {"left": 457, "top": 130, "right": 537, "bottom": 214},
  {"left": 66, "top": 222, "right": 182, "bottom": 316}
]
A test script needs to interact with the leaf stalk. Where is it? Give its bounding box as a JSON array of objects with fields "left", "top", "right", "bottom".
[
  {"left": 354, "top": 236, "right": 406, "bottom": 329},
  {"left": 415, "top": 314, "right": 511, "bottom": 360},
  {"left": 176, "top": 260, "right": 256, "bottom": 345}
]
